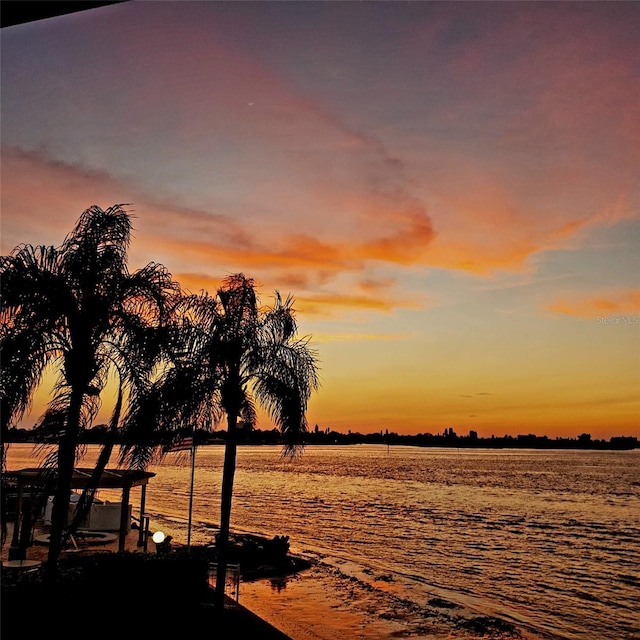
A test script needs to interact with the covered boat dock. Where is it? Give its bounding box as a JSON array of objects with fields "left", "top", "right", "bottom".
[{"left": 4, "top": 467, "right": 156, "bottom": 553}]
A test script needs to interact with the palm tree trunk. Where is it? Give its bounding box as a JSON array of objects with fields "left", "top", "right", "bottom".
[
  {"left": 68, "top": 390, "right": 122, "bottom": 534},
  {"left": 45, "top": 389, "right": 83, "bottom": 581},
  {"left": 1, "top": 442, "right": 8, "bottom": 548},
  {"left": 67, "top": 439, "right": 115, "bottom": 534},
  {"left": 2, "top": 420, "right": 10, "bottom": 548},
  {"left": 214, "top": 413, "right": 238, "bottom": 612}
]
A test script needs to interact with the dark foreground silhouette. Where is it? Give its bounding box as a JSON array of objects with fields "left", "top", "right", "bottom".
[{"left": 1, "top": 536, "right": 309, "bottom": 638}]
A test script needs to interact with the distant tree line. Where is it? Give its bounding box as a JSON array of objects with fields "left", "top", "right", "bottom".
[{"left": 6, "top": 424, "right": 638, "bottom": 450}]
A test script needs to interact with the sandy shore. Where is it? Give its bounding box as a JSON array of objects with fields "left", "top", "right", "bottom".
[
  {"left": 239, "top": 555, "right": 544, "bottom": 640},
  {"left": 241, "top": 563, "right": 425, "bottom": 640}
]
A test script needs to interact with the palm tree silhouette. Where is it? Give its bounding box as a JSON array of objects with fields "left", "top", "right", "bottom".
[
  {"left": 0, "top": 204, "right": 179, "bottom": 578},
  {"left": 121, "top": 273, "right": 320, "bottom": 610},
  {"left": 211, "top": 274, "right": 320, "bottom": 610}
]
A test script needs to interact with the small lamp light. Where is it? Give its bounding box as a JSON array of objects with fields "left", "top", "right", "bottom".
[
  {"left": 152, "top": 530, "right": 166, "bottom": 554},
  {"left": 152, "top": 531, "right": 166, "bottom": 544}
]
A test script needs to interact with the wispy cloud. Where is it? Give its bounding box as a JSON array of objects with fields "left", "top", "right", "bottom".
[
  {"left": 296, "top": 292, "right": 420, "bottom": 318},
  {"left": 1, "top": 146, "right": 435, "bottom": 310},
  {"left": 547, "top": 289, "right": 640, "bottom": 318},
  {"left": 312, "top": 332, "right": 414, "bottom": 343}
]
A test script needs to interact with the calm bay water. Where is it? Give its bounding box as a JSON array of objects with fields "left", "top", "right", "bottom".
[{"left": 6, "top": 444, "right": 640, "bottom": 640}]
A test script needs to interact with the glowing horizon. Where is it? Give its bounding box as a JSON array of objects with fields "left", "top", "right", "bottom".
[{"left": 1, "top": 2, "right": 638, "bottom": 440}]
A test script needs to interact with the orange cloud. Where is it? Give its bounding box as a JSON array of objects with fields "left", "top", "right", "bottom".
[
  {"left": 146, "top": 199, "right": 435, "bottom": 285},
  {"left": 547, "top": 290, "right": 640, "bottom": 318},
  {"left": 3, "top": 144, "right": 636, "bottom": 321},
  {"left": 1, "top": 149, "right": 431, "bottom": 317},
  {"left": 295, "top": 292, "right": 417, "bottom": 317},
  {"left": 175, "top": 271, "right": 416, "bottom": 318},
  {"left": 418, "top": 161, "right": 639, "bottom": 275},
  {"left": 312, "top": 332, "right": 413, "bottom": 343}
]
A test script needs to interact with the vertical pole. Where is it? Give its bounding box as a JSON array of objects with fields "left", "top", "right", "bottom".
[
  {"left": 10, "top": 482, "right": 24, "bottom": 548},
  {"left": 142, "top": 515, "right": 150, "bottom": 553},
  {"left": 187, "top": 443, "right": 196, "bottom": 551},
  {"left": 118, "top": 486, "right": 131, "bottom": 552},
  {"left": 137, "top": 485, "right": 147, "bottom": 547}
]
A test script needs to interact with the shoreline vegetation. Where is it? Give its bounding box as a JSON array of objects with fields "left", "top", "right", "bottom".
[{"left": 5, "top": 426, "right": 638, "bottom": 450}]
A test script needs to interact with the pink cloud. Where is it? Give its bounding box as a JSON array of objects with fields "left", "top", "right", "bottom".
[
  {"left": 1, "top": 148, "right": 430, "bottom": 314},
  {"left": 0, "top": 148, "right": 129, "bottom": 253},
  {"left": 3, "top": 3, "right": 637, "bottom": 307}
]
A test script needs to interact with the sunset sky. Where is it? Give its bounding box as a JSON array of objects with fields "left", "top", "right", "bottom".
[{"left": 1, "top": 1, "right": 638, "bottom": 440}]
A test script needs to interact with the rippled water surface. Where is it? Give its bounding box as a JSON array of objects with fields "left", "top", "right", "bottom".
[{"left": 7, "top": 444, "right": 640, "bottom": 640}]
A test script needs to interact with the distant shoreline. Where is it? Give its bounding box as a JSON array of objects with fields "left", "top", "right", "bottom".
[{"left": 5, "top": 429, "right": 638, "bottom": 451}]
